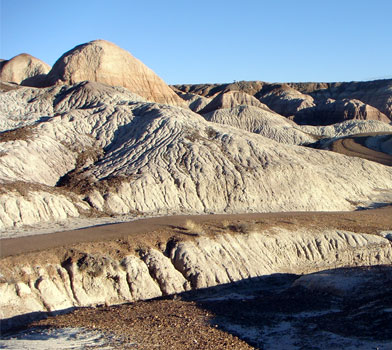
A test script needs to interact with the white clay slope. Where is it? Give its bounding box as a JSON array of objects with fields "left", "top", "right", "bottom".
[
  {"left": 1, "top": 82, "right": 392, "bottom": 229},
  {"left": 203, "top": 105, "right": 316, "bottom": 145}
]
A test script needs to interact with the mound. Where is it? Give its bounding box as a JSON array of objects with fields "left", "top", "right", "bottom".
[
  {"left": 300, "top": 120, "right": 392, "bottom": 138},
  {"left": 44, "top": 40, "right": 185, "bottom": 106},
  {"left": 198, "top": 90, "right": 270, "bottom": 114},
  {"left": 255, "top": 83, "right": 315, "bottom": 117},
  {"left": 203, "top": 105, "right": 315, "bottom": 145},
  {"left": 290, "top": 79, "right": 392, "bottom": 120},
  {"left": 0, "top": 53, "right": 51, "bottom": 85},
  {"left": 294, "top": 98, "right": 390, "bottom": 125},
  {"left": 174, "top": 90, "right": 212, "bottom": 113},
  {"left": 1, "top": 83, "right": 392, "bottom": 229}
]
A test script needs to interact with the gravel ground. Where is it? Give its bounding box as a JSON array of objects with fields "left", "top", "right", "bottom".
[{"left": 31, "top": 299, "right": 255, "bottom": 350}]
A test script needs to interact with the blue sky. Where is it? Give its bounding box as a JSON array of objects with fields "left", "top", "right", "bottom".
[{"left": 1, "top": 0, "right": 391, "bottom": 84}]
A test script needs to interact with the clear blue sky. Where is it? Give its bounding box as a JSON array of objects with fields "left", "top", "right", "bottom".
[{"left": 1, "top": 0, "right": 391, "bottom": 84}]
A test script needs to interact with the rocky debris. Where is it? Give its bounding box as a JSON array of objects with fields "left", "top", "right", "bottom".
[
  {"left": 198, "top": 90, "right": 271, "bottom": 114},
  {"left": 42, "top": 40, "right": 185, "bottom": 106},
  {"left": 203, "top": 105, "right": 315, "bottom": 145},
  {"left": 20, "top": 266, "right": 391, "bottom": 350},
  {"left": 294, "top": 98, "right": 390, "bottom": 125},
  {"left": 0, "top": 53, "right": 51, "bottom": 85},
  {"left": 1, "top": 227, "right": 391, "bottom": 331},
  {"left": 33, "top": 299, "right": 256, "bottom": 350}
]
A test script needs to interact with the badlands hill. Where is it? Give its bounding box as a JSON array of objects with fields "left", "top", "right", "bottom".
[
  {"left": 174, "top": 79, "right": 392, "bottom": 125},
  {"left": 1, "top": 41, "right": 392, "bottom": 346},
  {"left": 47, "top": 40, "right": 184, "bottom": 106},
  {"left": 0, "top": 53, "right": 51, "bottom": 86},
  {"left": 0, "top": 40, "right": 392, "bottom": 231}
]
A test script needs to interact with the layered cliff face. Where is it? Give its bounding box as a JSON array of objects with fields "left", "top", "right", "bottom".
[
  {"left": 174, "top": 79, "right": 392, "bottom": 125},
  {"left": 1, "top": 226, "right": 391, "bottom": 330}
]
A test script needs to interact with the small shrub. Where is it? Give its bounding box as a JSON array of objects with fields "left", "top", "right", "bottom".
[
  {"left": 230, "top": 222, "right": 255, "bottom": 234},
  {"left": 0, "top": 125, "right": 35, "bottom": 143},
  {"left": 222, "top": 220, "right": 230, "bottom": 229},
  {"left": 184, "top": 219, "right": 204, "bottom": 236}
]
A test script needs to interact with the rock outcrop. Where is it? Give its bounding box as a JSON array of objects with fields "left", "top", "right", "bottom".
[
  {"left": 198, "top": 90, "right": 271, "bottom": 114},
  {"left": 255, "top": 83, "right": 315, "bottom": 117},
  {"left": 44, "top": 40, "right": 185, "bottom": 106},
  {"left": 0, "top": 53, "right": 51, "bottom": 85},
  {"left": 1, "top": 227, "right": 391, "bottom": 330},
  {"left": 294, "top": 98, "right": 390, "bottom": 125}
]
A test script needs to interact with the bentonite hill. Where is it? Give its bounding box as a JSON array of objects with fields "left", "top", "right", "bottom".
[
  {"left": 0, "top": 39, "right": 392, "bottom": 230},
  {"left": 1, "top": 40, "right": 392, "bottom": 349}
]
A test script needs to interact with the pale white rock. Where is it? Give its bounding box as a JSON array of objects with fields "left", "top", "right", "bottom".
[
  {"left": 120, "top": 255, "right": 162, "bottom": 301},
  {"left": 300, "top": 119, "right": 392, "bottom": 138},
  {"left": 61, "top": 255, "right": 132, "bottom": 307},
  {"left": 203, "top": 105, "right": 315, "bottom": 145},
  {"left": 0, "top": 190, "right": 88, "bottom": 229},
  {"left": 0, "top": 136, "right": 77, "bottom": 186},
  {"left": 170, "top": 228, "right": 392, "bottom": 289},
  {"left": 34, "top": 268, "right": 74, "bottom": 312},
  {"left": 0, "top": 282, "right": 46, "bottom": 326},
  {"left": 0, "top": 86, "right": 59, "bottom": 131},
  {"left": 141, "top": 248, "right": 190, "bottom": 295}
]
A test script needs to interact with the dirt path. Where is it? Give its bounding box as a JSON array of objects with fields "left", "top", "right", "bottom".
[
  {"left": 2, "top": 207, "right": 392, "bottom": 258},
  {"left": 330, "top": 134, "right": 392, "bottom": 166}
]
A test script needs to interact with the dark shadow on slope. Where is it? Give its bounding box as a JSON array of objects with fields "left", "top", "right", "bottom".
[
  {"left": 185, "top": 266, "right": 392, "bottom": 348},
  {"left": 0, "top": 307, "right": 76, "bottom": 336}
]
